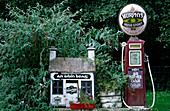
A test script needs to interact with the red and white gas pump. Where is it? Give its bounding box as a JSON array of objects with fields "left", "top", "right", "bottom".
[
  {"left": 121, "top": 38, "right": 155, "bottom": 110},
  {"left": 125, "top": 39, "right": 146, "bottom": 107},
  {"left": 119, "top": 4, "right": 155, "bottom": 110}
]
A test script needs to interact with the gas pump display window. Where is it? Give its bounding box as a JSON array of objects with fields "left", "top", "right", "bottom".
[
  {"left": 129, "top": 51, "right": 142, "bottom": 66},
  {"left": 129, "top": 43, "right": 141, "bottom": 49}
]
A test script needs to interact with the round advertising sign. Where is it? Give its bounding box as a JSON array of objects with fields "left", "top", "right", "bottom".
[{"left": 118, "top": 4, "right": 147, "bottom": 36}]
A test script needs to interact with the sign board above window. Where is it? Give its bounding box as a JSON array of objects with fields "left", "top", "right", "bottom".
[{"left": 54, "top": 73, "right": 91, "bottom": 79}]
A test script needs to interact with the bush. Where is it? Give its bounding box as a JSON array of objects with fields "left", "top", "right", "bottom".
[
  {"left": 0, "top": 1, "right": 127, "bottom": 110},
  {"left": 0, "top": 2, "right": 87, "bottom": 110}
]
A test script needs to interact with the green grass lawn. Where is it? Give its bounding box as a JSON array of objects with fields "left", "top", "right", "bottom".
[{"left": 146, "top": 91, "right": 170, "bottom": 111}]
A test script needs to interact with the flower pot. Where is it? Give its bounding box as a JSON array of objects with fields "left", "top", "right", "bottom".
[
  {"left": 83, "top": 103, "right": 95, "bottom": 109},
  {"left": 69, "top": 103, "right": 95, "bottom": 109},
  {"left": 69, "top": 103, "right": 83, "bottom": 109}
]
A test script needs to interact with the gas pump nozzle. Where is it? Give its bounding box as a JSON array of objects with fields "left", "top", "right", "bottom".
[
  {"left": 121, "top": 42, "right": 127, "bottom": 47},
  {"left": 144, "top": 53, "right": 149, "bottom": 62}
]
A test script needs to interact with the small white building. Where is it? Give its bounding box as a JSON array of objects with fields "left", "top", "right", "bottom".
[{"left": 49, "top": 47, "right": 96, "bottom": 107}]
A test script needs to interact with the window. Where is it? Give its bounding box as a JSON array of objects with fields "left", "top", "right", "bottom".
[
  {"left": 53, "top": 80, "right": 63, "bottom": 94},
  {"left": 81, "top": 81, "right": 92, "bottom": 95},
  {"left": 129, "top": 50, "right": 142, "bottom": 66},
  {"left": 129, "top": 43, "right": 141, "bottom": 49}
]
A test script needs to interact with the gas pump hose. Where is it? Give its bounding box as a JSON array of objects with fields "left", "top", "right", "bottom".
[{"left": 121, "top": 43, "right": 155, "bottom": 110}]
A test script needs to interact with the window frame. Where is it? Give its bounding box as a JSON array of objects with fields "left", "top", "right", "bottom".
[
  {"left": 52, "top": 80, "right": 63, "bottom": 94},
  {"left": 81, "top": 81, "right": 92, "bottom": 95},
  {"left": 129, "top": 50, "right": 142, "bottom": 66}
]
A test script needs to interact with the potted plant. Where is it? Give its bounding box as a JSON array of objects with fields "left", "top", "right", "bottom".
[
  {"left": 96, "top": 62, "right": 128, "bottom": 108},
  {"left": 98, "top": 79, "right": 122, "bottom": 108},
  {"left": 69, "top": 89, "right": 96, "bottom": 109}
]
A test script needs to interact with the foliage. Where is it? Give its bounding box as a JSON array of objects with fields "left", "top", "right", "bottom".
[
  {"left": 0, "top": 2, "right": 86, "bottom": 110},
  {"left": 76, "top": 89, "right": 96, "bottom": 104},
  {"left": 66, "top": 0, "right": 170, "bottom": 66},
  {"left": 0, "top": 1, "right": 126, "bottom": 110},
  {"left": 84, "top": 27, "right": 128, "bottom": 91},
  {"left": 96, "top": 60, "right": 128, "bottom": 92},
  {"left": 0, "top": 0, "right": 169, "bottom": 110},
  {"left": 0, "top": 0, "right": 170, "bottom": 66},
  {"left": 156, "top": 7, "right": 170, "bottom": 48},
  {"left": 85, "top": 27, "right": 128, "bottom": 92}
]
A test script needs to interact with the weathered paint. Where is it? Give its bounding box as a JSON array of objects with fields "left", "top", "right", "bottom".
[
  {"left": 100, "top": 90, "right": 122, "bottom": 108},
  {"left": 49, "top": 57, "right": 95, "bottom": 73},
  {"left": 124, "top": 39, "right": 146, "bottom": 106}
]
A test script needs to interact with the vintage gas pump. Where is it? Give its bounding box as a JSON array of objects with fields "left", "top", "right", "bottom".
[
  {"left": 119, "top": 4, "right": 155, "bottom": 109},
  {"left": 124, "top": 38, "right": 146, "bottom": 107}
]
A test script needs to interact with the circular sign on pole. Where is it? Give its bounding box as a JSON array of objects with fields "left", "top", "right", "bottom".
[{"left": 118, "top": 4, "right": 147, "bottom": 36}]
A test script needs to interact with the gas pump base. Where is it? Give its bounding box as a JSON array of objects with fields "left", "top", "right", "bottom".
[
  {"left": 129, "top": 106, "right": 145, "bottom": 109},
  {"left": 54, "top": 108, "right": 151, "bottom": 111}
]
